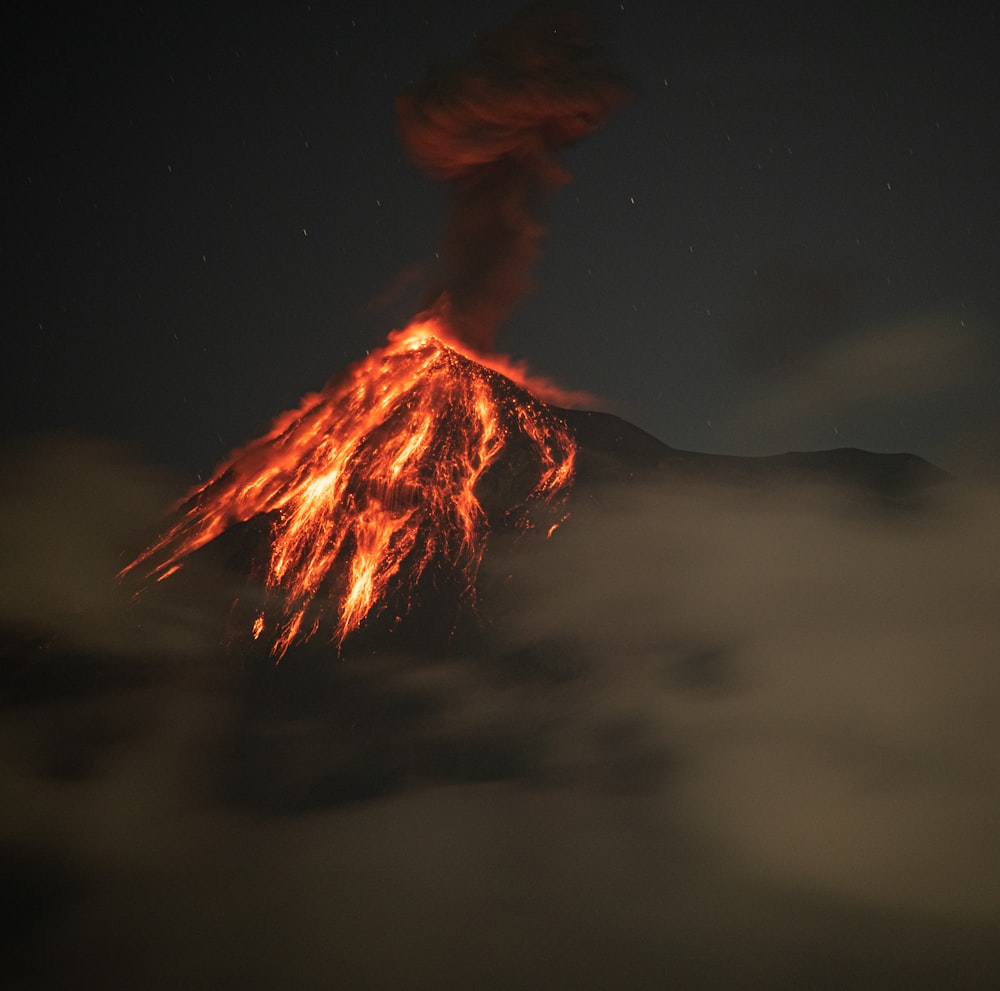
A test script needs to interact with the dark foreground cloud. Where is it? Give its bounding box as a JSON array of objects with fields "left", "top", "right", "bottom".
[
  {"left": 397, "top": 2, "right": 630, "bottom": 351},
  {"left": 2, "top": 440, "right": 999, "bottom": 988},
  {"left": 488, "top": 476, "right": 1000, "bottom": 926},
  {"left": 0, "top": 434, "right": 234, "bottom": 661}
]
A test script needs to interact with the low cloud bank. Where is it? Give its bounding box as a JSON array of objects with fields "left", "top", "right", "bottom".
[{"left": 2, "top": 436, "right": 998, "bottom": 988}]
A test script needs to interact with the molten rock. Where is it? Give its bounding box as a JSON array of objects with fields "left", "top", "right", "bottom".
[{"left": 122, "top": 317, "right": 577, "bottom": 656}]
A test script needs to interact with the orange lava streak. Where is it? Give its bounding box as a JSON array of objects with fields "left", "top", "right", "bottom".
[{"left": 123, "top": 316, "right": 577, "bottom": 656}]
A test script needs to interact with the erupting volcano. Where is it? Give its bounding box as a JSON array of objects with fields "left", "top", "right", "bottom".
[
  {"left": 124, "top": 317, "right": 578, "bottom": 656},
  {"left": 123, "top": 6, "right": 630, "bottom": 656}
]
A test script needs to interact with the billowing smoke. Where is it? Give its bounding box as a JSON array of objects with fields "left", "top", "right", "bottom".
[{"left": 396, "top": 3, "right": 630, "bottom": 352}]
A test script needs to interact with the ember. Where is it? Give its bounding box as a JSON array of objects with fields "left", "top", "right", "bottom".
[{"left": 123, "top": 316, "right": 577, "bottom": 655}]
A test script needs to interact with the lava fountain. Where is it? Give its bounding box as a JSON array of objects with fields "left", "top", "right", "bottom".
[{"left": 122, "top": 316, "right": 579, "bottom": 656}]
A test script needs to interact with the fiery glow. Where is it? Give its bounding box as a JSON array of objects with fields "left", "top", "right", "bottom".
[{"left": 123, "top": 316, "right": 577, "bottom": 656}]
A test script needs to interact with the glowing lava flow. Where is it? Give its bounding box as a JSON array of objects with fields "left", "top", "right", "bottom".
[{"left": 123, "top": 316, "right": 577, "bottom": 656}]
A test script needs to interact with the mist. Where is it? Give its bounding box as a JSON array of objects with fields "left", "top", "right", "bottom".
[
  {"left": 488, "top": 474, "right": 1000, "bottom": 923},
  {"left": 2, "top": 435, "right": 999, "bottom": 988}
]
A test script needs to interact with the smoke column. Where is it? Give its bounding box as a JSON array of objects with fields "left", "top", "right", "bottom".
[{"left": 396, "top": 3, "right": 630, "bottom": 352}]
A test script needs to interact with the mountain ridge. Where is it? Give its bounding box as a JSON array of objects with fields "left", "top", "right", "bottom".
[{"left": 562, "top": 407, "right": 951, "bottom": 496}]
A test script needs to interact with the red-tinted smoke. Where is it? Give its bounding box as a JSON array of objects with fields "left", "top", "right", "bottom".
[{"left": 396, "top": 3, "right": 630, "bottom": 352}]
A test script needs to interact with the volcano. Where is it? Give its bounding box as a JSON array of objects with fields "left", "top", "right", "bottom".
[
  {"left": 122, "top": 316, "right": 582, "bottom": 656},
  {"left": 122, "top": 314, "right": 948, "bottom": 661},
  {"left": 121, "top": 5, "right": 946, "bottom": 660}
]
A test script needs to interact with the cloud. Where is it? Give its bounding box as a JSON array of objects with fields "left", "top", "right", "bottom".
[
  {"left": 724, "top": 261, "right": 866, "bottom": 375},
  {"left": 487, "top": 474, "right": 1000, "bottom": 925},
  {"left": 740, "top": 313, "right": 978, "bottom": 425},
  {"left": 2, "top": 450, "right": 999, "bottom": 988},
  {"left": 713, "top": 308, "right": 990, "bottom": 462},
  {"left": 0, "top": 433, "right": 229, "bottom": 661}
]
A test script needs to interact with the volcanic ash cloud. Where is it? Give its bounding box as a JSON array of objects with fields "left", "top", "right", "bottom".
[{"left": 396, "top": 3, "right": 631, "bottom": 352}]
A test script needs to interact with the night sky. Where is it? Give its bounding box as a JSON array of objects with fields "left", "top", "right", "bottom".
[{"left": 6, "top": 1, "right": 998, "bottom": 480}]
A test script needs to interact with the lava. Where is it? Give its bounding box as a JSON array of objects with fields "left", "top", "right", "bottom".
[
  {"left": 123, "top": 6, "right": 629, "bottom": 656},
  {"left": 123, "top": 315, "right": 577, "bottom": 656}
]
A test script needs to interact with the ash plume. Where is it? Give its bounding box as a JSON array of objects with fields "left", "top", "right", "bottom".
[{"left": 397, "top": 3, "right": 630, "bottom": 352}]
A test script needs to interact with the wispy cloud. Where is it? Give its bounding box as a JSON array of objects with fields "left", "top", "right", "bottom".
[{"left": 741, "top": 313, "right": 978, "bottom": 425}]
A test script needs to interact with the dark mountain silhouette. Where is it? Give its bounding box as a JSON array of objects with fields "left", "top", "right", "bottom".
[{"left": 563, "top": 407, "right": 950, "bottom": 496}]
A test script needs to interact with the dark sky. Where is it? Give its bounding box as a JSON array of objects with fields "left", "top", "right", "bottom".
[{"left": 5, "top": 1, "right": 999, "bottom": 479}]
